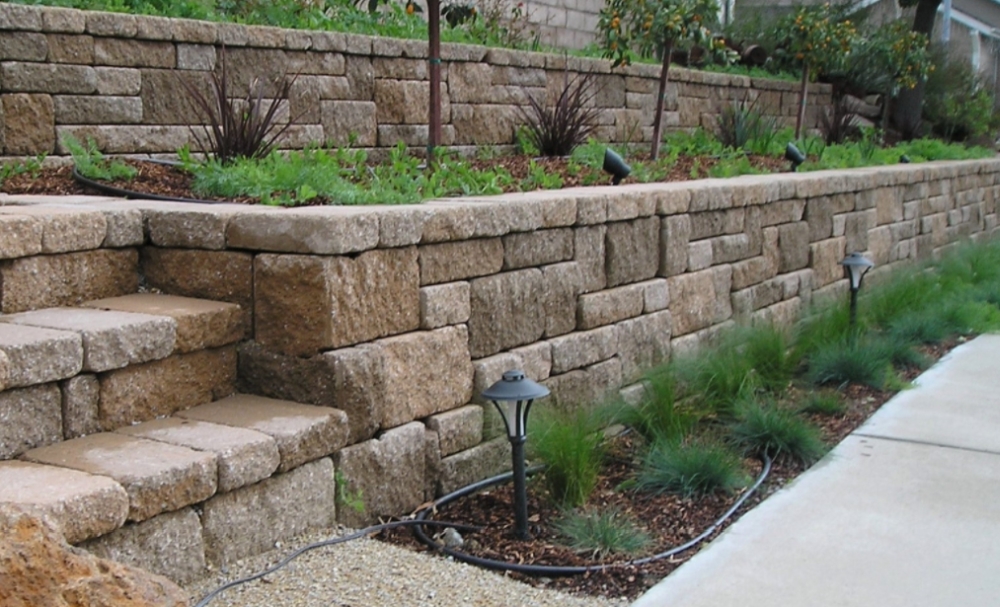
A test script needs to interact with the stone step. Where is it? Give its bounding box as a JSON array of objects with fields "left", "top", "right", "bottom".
[
  {"left": 82, "top": 293, "right": 244, "bottom": 354},
  {"left": 176, "top": 394, "right": 350, "bottom": 472},
  {"left": 0, "top": 322, "right": 82, "bottom": 390}
]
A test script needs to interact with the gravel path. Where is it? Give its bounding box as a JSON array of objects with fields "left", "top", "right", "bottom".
[{"left": 185, "top": 526, "right": 630, "bottom": 607}]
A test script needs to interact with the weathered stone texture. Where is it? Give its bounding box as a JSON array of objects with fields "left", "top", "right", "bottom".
[
  {"left": 335, "top": 422, "right": 425, "bottom": 526},
  {"left": 549, "top": 326, "right": 618, "bottom": 374},
  {"left": 573, "top": 225, "right": 606, "bottom": 292},
  {"left": 0, "top": 460, "right": 128, "bottom": 544},
  {"left": 437, "top": 437, "right": 510, "bottom": 495},
  {"left": 420, "top": 282, "right": 471, "bottom": 329},
  {"left": 420, "top": 238, "right": 503, "bottom": 285},
  {"left": 577, "top": 283, "right": 646, "bottom": 330},
  {"left": 468, "top": 269, "right": 545, "bottom": 358},
  {"left": 254, "top": 248, "right": 419, "bottom": 356},
  {"left": 1, "top": 63, "right": 95, "bottom": 94},
  {"left": 810, "top": 237, "right": 848, "bottom": 288},
  {"left": 0, "top": 215, "right": 42, "bottom": 259},
  {"left": 0, "top": 384, "right": 63, "bottom": 459},
  {"left": 544, "top": 358, "right": 622, "bottom": 413},
  {"left": 81, "top": 508, "right": 206, "bottom": 585},
  {"left": 660, "top": 215, "right": 692, "bottom": 276},
  {"left": 373, "top": 326, "right": 473, "bottom": 428},
  {"left": 668, "top": 266, "right": 733, "bottom": 336},
  {"left": 97, "top": 346, "right": 237, "bottom": 429},
  {"left": 426, "top": 405, "right": 483, "bottom": 457},
  {"left": 200, "top": 458, "right": 335, "bottom": 566},
  {"left": 60, "top": 374, "right": 100, "bottom": 439},
  {"left": 322, "top": 100, "right": 377, "bottom": 147},
  {"left": 0, "top": 323, "right": 82, "bottom": 389},
  {"left": 502, "top": 228, "right": 574, "bottom": 269},
  {"left": 0, "top": 249, "right": 137, "bottom": 314},
  {"left": 777, "top": 221, "right": 810, "bottom": 273},
  {"left": 2, "top": 93, "right": 55, "bottom": 155},
  {"left": 0, "top": 504, "right": 188, "bottom": 607},
  {"left": 605, "top": 217, "right": 659, "bottom": 287},
  {"left": 540, "top": 261, "right": 582, "bottom": 337},
  {"left": 226, "top": 207, "right": 379, "bottom": 255},
  {"left": 617, "top": 311, "right": 672, "bottom": 382}
]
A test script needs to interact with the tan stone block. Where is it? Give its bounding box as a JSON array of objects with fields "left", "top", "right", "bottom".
[
  {"left": 540, "top": 261, "right": 582, "bottom": 338},
  {"left": 573, "top": 225, "right": 606, "bottom": 293},
  {"left": 2, "top": 93, "right": 54, "bottom": 155},
  {"left": 118, "top": 418, "right": 279, "bottom": 493},
  {"left": 437, "top": 437, "right": 510, "bottom": 495},
  {"left": 869, "top": 225, "right": 893, "bottom": 265},
  {"left": 420, "top": 282, "right": 470, "bottom": 329},
  {"left": 0, "top": 215, "right": 42, "bottom": 259},
  {"left": 617, "top": 311, "right": 672, "bottom": 382},
  {"left": 659, "top": 215, "right": 691, "bottom": 277},
  {"left": 501, "top": 228, "right": 573, "bottom": 270},
  {"left": 809, "top": 237, "right": 847, "bottom": 288},
  {"left": 92, "top": 67, "right": 141, "bottom": 96},
  {"left": 0, "top": 308, "right": 176, "bottom": 372},
  {"left": 61, "top": 374, "right": 100, "bottom": 439},
  {"left": 448, "top": 62, "right": 494, "bottom": 103},
  {"left": 544, "top": 357, "right": 622, "bottom": 414},
  {"left": 0, "top": 323, "right": 82, "bottom": 388},
  {"left": 0, "top": 207, "right": 106, "bottom": 254},
  {"left": 0, "top": 460, "right": 128, "bottom": 545},
  {"left": 549, "top": 326, "right": 618, "bottom": 375},
  {"left": 0, "top": 249, "right": 136, "bottom": 314},
  {"left": 419, "top": 238, "right": 503, "bottom": 285},
  {"left": 177, "top": 394, "right": 348, "bottom": 473},
  {"left": 81, "top": 508, "right": 205, "bottom": 585},
  {"left": 687, "top": 240, "right": 713, "bottom": 271},
  {"left": 200, "top": 458, "right": 335, "bottom": 567},
  {"left": 226, "top": 206, "right": 379, "bottom": 255},
  {"left": 689, "top": 209, "right": 744, "bottom": 240},
  {"left": 100, "top": 208, "right": 144, "bottom": 247},
  {"left": 606, "top": 217, "right": 659, "bottom": 287},
  {"left": 668, "top": 266, "right": 734, "bottom": 337},
  {"left": 23, "top": 433, "right": 217, "bottom": 523},
  {"left": 778, "top": 221, "right": 810, "bottom": 273},
  {"left": 0, "top": 31, "right": 46, "bottom": 61},
  {"left": 98, "top": 346, "right": 237, "bottom": 429},
  {"left": 375, "top": 79, "right": 428, "bottom": 125},
  {"left": 374, "top": 326, "right": 474, "bottom": 428},
  {"left": 85, "top": 11, "right": 136, "bottom": 36},
  {"left": 145, "top": 206, "right": 234, "bottom": 249},
  {"left": 0, "top": 385, "right": 62, "bottom": 459},
  {"left": 41, "top": 6, "right": 85, "bottom": 32},
  {"left": 94, "top": 38, "right": 174, "bottom": 68},
  {"left": 321, "top": 100, "right": 377, "bottom": 147},
  {"left": 577, "top": 283, "right": 645, "bottom": 330},
  {"left": 710, "top": 233, "right": 752, "bottom": 264},
  {"left": 83, "top": 294, "right": 244, "bottom": 354},
  {"left": 420, "top": 203, "right": 477, "bottom": 242},
  {"left": 426, "top": 405, "right": 482, "bottom": 457},
  {"left": 53, "top": 95, "right": 140, "bottom": 124},
  {"left": 1, "top": 64, "right": 95, "bottom": 95},
  {"left": 334, "top": 423, "right": 425, "bottom": 526},
  {"left": 254, "top": 248, "right": 419, "bottom": 356},
  {"left": 806, "top": 196, "right": 835, "bottom": 242},
  {"left": 468, "top": 269, "right": 545, "bottom": 358},
  {"left": 731, "top": 279, "right": 784, "bottom": 317},
  {"left": 140, "top": 248, "right": 253, "bottom": 331},
  {"left": 845, "top": 210, "right": 876, "bottom": 253},
  {"left": 641, "top": 278, "right": 670, "bottom": 312},
  {"left": 450, "top": 103, "right": 518, "bottom": 145},
  {"left": 751, "top": 297, "right": 802, "bottom": 330}
]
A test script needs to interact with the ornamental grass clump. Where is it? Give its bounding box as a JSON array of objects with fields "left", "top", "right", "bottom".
[
  {"left": 517, "top": 73, "right": 602, "bottom": 157},
  {"left": 636, "top": 438, "right": 748, "bottom": 497},
  {"left": 554, "top": 507, "right": 652, "bottom": 560},
  {"left": 614, "top": 371, "right": 702, "bottom": 444},
  {"left": 729, "top": 401, "right": 826, "bottom": 465},
  {"left": 529, "top": 409, "right": 605, "bottom": 508}
]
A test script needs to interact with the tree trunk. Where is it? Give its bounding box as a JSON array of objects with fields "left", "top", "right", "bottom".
[
  {"left": 893, "top": 0, "right": 943, "bottom": 139},
  {"left": 795, "top": 62, "right": 810, "bottom": 140},
  {"left": 650, "top": 41, "right": 674, "bottom": 161}
]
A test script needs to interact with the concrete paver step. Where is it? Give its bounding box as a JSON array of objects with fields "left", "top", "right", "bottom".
[
  {"left": 0, "top": 460, "right": 128, "bottom": 543},
  {"left": 0, "top": 307, "right": 175, "bottom": 372},
  {"left": 21, "top": 432, "right": 218, "bottom": 523},
  {"left": 83, "top": 293, "right": 244, "bottom": 354},
  {"left": 117, "top": 417, "right": 280, "bottom": 493},
  {"left": 176, "top": 394, "right": 349, "bottom": 472},
  {"left": 0, "top": 322, "right": 82, "bottom": 389}
]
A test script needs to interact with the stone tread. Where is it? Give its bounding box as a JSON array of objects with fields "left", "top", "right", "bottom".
[
  {"left": 0, "top": 322, "right": 83, "bottom": 389},
  {"left": 0, "top": 307, "right": 176, "bottom": 372},
  {"left": 83, "top": 293, "right": 245, "bottom": 353},
  {"left": 20, "top": 432, "right": 218, "bottom": 523},
  {"left": 116, "top": 417, "right": 280, "bottom": 493},
  {"left": 0, "top": 460, "right": 129, "bottom": 544},
  {"left": 176, "top": 394, "right": 349, "bottom": 473}
]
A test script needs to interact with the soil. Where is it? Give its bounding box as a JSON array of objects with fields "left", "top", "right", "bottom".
[
  {"left": 0, "top": 153, "right": 791, "bottom": 202},
  {"left": 376, "top": 338, "right": 965, "bottom": 602}
]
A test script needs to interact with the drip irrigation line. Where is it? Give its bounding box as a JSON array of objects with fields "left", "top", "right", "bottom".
[
  {"left": 71, "top": 164, "right": 229, "bottom": 205},
  {"left": 193, "top": 519, "right": 481, "bottom": 607},
  {"left": 412, "top": 456, "right": 772, "bottom": 576}
]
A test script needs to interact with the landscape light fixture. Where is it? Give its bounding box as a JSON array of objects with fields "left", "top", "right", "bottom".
[
  {"left": 603, "top": 148, "right": 632, "bottom": 185},
  {"left": 481, "top": 369, "right": 550, "bottom": 540},
  {"left": 840, "top": 252, "right": 874, "bottom": 326},
  {"left": 900, "top": 154, "right": 911, "bottom": 164},
  {"left": 785, "top": 143, "right": 806, "bottom": 171}
]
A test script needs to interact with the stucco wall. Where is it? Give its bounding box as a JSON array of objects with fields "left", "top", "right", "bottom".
[{"left": 0, "top": 3, "right": 832, "bottom": 160}]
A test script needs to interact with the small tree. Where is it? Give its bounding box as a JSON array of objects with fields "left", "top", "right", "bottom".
[
  {"left": 598, "top": 0, "right": 726, "bottom": 159},
  {"left": 777, "top": 4, "right": 857, "bottom": 140},
  {"left": 868, "top": 21, "right": 932, "bottom": 136}
]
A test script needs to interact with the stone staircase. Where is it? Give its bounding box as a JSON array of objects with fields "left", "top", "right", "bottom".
[{"left": 0, "top": 292, "right": 350, "bottom": 584}]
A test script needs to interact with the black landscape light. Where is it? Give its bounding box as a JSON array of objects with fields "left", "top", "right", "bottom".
[
  {"left": 603, "top": 148, "right": 632, "bottom": 185},
  {"left": 840, "top": 252, "right": 874, "bottom": 326},
  {"left": 481, "top": 369, "right": 550, "bottom": 540},
  {"left": 900, "top": 154, "right": 911, "bottom": 164},
  {"left": 785, "top": 142, "right": 806, "bottom": 171}
]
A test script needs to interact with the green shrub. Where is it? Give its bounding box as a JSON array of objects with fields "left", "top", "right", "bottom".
[
  {"left": 63, "top": 134, "right": 137, "bottom": 182},
  {"left": 716, "top": 94, "right": 780, "bottom": 154},
  {"left": 806, "top": 335, "right": 893, "bottom": 389},
  {"left": 636, "top": 438, "right": 749, "bottom": 497},
  {"left": 729, "top": 401, "right": 827, "bottom": 465},
  {"left": 529, "top": 409, "right": 604, "bottom": 508},
  {"left": 553, "top": 507, "right": 652, "bottom": 560},
  {"left": 615, "top": 371, "right": 703, "bottom": 444},
  {"left": 923, "top": 48, "right": 997, "bottom": 142}
]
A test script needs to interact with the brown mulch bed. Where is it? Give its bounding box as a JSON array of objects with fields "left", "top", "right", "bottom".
[
  {"left": 0, "top": 153, "right": 791, "bottom": 202},
  {"left": 377, "top": 338, "right": 965, "bottom": 601}
]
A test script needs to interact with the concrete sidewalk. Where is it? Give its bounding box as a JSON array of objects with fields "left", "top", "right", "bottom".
[{"left": 632, "top": 333, "right": 1000, "bottom": 607}]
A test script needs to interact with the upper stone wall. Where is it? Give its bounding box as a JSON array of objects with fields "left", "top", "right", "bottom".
[{"left": 0, "top": 3, "right": 832, "bottom": 158}]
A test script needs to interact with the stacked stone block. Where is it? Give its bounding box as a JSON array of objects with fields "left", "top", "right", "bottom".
[{"left": 0, "top": 3, "right": 832, "bottom": 159}]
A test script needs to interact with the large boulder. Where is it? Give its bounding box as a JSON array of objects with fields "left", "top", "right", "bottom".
[{"left": 0, "top": 503, "right": 188, "bottom": 607}]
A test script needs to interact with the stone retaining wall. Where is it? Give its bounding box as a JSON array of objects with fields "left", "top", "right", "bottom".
[
  {"left": 0, "top": 3, "right": 832, "bottom": 159},
  {"left": 1, "top": 158, "right": 998, "bottom": 583}
]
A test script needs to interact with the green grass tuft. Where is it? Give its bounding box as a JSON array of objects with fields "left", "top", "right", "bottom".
[
  {"left": 636, "top": 438, "right": 749, "bottom": 497},
  {"left": 729, "top": 401, "right": 827, "bottom": 465},
  {"left": 553, "top": 507, "right": 652, "bottom": 560},
  {"left": 529, "top": 409, "right": 604, "bottom": 508},
  {"left": 798, "top": 391, "right": 847, "bottom": 416},
  {"left": 806, "top": 335, "right": 894, "bottom": 389}
]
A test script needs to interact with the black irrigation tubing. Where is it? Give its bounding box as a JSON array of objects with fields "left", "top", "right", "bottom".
[
  {"left": 412, "top": 455, "right": 773, "bottom": 576},
  {"left": 193, "top": 519, "right": 482, "bottom": 607},
  {"left": 71, "top": 162, "right": 229, "bottom": 205}
]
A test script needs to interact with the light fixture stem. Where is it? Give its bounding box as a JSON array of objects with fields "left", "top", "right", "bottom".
[
  {"left": 510, "top": 436, "right": 529, "bottom": 540},
  {"left": 849, "top": 287, "right": 859, "bottom": 328}
]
